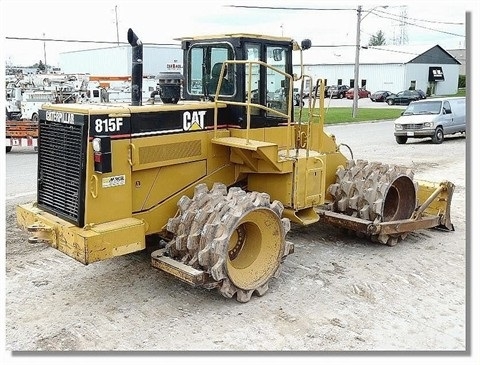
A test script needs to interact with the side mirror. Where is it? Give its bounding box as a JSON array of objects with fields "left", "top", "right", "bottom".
[{"left": 301, "top": 39, "right": 312, "bottom": 50}]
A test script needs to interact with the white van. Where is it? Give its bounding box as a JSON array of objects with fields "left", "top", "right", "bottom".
[{"left": 393, "top": 96, "right": 466, "bottom": 144}]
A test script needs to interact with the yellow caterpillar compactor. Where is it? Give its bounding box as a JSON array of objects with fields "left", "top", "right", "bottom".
[{"left": 16, "top": 29, "right": 455, "bottom": 302}]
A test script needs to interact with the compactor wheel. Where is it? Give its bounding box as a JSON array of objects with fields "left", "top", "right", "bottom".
[
  {"left": 328, "top": 159, "right": 418, "bottom": 246},
  {"left": 166, "top": 183, "right": 292, "bottom": 302}
]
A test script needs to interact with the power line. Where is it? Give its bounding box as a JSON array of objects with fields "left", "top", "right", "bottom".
[
  {"left": 5, "top": 35, "right": 355, "bottom": 49},
  {"left": 370, "top": 10, "right": 464, "bottom": 37},
  {"left": 311, "top": 44, "right": 356, "bottom": 48},
  {"left": 5, "top": 36, "right": 180, "bottom": 47},
  {"left": 226, "top": 5, "right": 355, "bottom": 11},
  {"left": 374, "top": 8, "right": 464, "bottom": 25}
]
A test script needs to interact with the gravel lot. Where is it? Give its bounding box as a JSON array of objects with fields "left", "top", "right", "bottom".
[{"left": 3, "top": 119, "right": 472, "bottom": 362}]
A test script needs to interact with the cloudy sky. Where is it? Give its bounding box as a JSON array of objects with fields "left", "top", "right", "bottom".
[{"left": 0, "top": 0, "right": 473, "bottom": 67}]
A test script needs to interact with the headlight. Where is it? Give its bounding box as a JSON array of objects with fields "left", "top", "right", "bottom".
[
  {"left": 423, "top": 122, "right": 434, "bottom": 128},
  {"left": 395, "top": 124, "right": 403, "bottom": 130},
  {"left": 92, "top": 137, "right": 102, "bottom": 152}
]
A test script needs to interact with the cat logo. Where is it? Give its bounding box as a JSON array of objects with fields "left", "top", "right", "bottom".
[{"left": 183, "top": 110, "right": 206, "bottom": 131}]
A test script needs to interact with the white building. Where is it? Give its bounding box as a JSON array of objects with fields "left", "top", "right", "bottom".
[
  {"left": 59, "top": 45, "right": 183, "bottom": 77},
  {"left": 294, "top": 44, "right": 461, "bottom": 96}
]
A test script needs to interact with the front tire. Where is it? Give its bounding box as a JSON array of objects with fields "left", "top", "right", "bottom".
[
  {"left": 387, "top": 99, "right": 394, "bottom": 106},
  {"left": 432, "top": 127, "right": 444, "bottom": 144},
  {"left": 395, "top": 136, "right": 408, "bottom": 144},
  {"left": 328, "top": 160, "right": 417, "bottom": 246}
]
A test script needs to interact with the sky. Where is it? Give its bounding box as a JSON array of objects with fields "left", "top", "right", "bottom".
[{"left": 0, "top": 0, "right": 473, "bottom": 67}]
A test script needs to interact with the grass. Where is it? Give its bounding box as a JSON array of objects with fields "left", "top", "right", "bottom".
[
  {"left": 295, "top": 107, "right": 404, "bottom": 124},
  {"left": 295, "top": 88, "right": 466, "bottom": 125}
]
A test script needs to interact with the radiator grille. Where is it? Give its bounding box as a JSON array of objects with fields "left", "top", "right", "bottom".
[
  {"left": 37, "top": 121, "right": 86, "bottom": 226},
  {"left": 403, "top": 124, "right": 424, "bottom": 130}
]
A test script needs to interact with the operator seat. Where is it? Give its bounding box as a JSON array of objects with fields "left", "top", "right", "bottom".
[{"left": 208, "top": 63, "right": 233, "bottom": 95}]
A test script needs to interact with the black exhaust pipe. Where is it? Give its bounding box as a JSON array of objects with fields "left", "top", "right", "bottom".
[{"left": 127, "top": 28, "right": 143, "bottom": 106}]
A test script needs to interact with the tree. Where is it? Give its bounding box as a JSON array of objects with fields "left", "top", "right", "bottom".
[
  {"left": 37, "top": 60, "right": 46, "bottom": 72},
  {"left": 368, "top": 31, "right": 387, "bottom": 46}
]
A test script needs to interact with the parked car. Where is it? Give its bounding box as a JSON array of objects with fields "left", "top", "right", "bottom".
[
  {"left": 370, "top": 90, "right": 393, "bottom": 102},
  {"left": 415, "top": 89, "right": 427, "bottom": 99},
  {"left": 293, "top": 87, "right": 310, "bottom": 106},
  {"left": 345, "top": 87, "right": 371, "bottom": 99},
  {"left": 394, "top": 97, "right": 466, "bottom": 144},
  {"left": 326, "top": 85, "right": 350, "bottom": 99},
  {"left": 312, "top": 85, "right": 331, "bottom": 98},
  {"left": 385, "top": 90, "right": 422, "bottom": 105}
]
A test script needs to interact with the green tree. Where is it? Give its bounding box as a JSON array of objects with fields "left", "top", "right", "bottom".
[
  {"left": 37, "top": 60, "right": 46, "bottom": 72},
  {"left": 368, "top": 31, "right": 387, "bottom": 46}
]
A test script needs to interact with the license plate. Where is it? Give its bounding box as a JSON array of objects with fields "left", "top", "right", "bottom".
[{"left": 407, "top": 132, "right": 414, "bottom": 137}]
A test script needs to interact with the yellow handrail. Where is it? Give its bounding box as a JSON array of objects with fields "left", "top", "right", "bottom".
[{"left": 212, "top": 60, "right": 294, "bottom": 156}]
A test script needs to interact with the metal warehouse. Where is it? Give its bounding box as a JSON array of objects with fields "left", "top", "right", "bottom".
[
  {"left": 293, "top": 44, "right": 461, "bottom": 96},
  {"left": 59, "top": 45, "right": 183, "bottom": 76}
]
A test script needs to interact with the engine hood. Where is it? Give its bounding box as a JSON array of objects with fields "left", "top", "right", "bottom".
[{"left": 395, "top": 114, "right": 438, "bottom": 125}]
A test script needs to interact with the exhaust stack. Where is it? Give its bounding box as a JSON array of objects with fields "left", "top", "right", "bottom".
[{"left": 127, "top": 28, "right": 143, "bottom": 106}]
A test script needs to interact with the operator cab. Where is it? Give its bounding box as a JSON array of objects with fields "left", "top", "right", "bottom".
[{"left": 180, "top": 34, "right": 296, "bottom": 128}]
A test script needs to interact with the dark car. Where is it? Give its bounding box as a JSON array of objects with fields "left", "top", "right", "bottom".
[
  {"left": 312, "top": 85, "right": 332, "bottom": 98},
  {"left": 385, "top": 90, "right": 422, "bottom": 105},
  {"left": 370, "top": 90, "right": 393, "bottom": 102},
  {"left": 415, "top": 89, "right": 427, "bottom": 99},
  {"left": 327, "top": 85, "right": 350, "bottom": 99}
]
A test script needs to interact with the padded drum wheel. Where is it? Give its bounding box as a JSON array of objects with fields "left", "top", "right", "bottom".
[{"left": 166, "top": 183, "right": 292, "bottom": 302}]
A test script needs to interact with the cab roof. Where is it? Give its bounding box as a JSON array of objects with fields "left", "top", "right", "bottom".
[{"left": 176, "top": 33, "right": 293, "bottom": 43}]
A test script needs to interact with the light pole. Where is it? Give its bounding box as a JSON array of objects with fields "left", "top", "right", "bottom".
[
  {"left": 352, "top": 5, "right": 388, "bottom": 118},
  {"left": 43, "top": 32, "right": 47, "bottom": 72},
  {"left": 115, "top": 5, "right": 120, "bottom": 46}
]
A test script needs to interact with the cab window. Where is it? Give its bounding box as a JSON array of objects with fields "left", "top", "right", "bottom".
[
  {"left": 187, "top": 43, "right": 235, "bottom": 96},
  {"left": 266, "top": 46, "right": 288, "bottom": 117}
]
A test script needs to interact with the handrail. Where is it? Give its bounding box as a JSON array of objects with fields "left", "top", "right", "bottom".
[{"left": 212, "top": 60, "right": 294, "bottom": 157}]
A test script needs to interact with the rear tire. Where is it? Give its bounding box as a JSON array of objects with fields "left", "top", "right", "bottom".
[
  {"left": 166, "top": 183, "right": 292, "bottom": 302},
  {"left": 6, "top": 146, "right": 12, "bottom": 153},
  {"left": 432, "top": 127, "right": 444, "bottom": 144},
  {"left": 387, "top": 99, "right": 394, "bottom": 105},
  {"left": 395, "top": 136, "right": 408, "bottom": 144}
]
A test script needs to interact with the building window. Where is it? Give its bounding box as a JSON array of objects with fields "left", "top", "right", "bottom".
[
  {"left": 337, "top": 79, "right": 342, "bottom": 85},
  {"left": 361, "top": 79, "right": 366, "bottom": 87},
  {"left": 409, "top": 81, "right": 416, "bottom": 90}
]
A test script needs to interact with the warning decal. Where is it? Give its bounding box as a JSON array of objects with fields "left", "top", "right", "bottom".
[{"left": 102, "top": 175, "right": 126, "bottom": 188}]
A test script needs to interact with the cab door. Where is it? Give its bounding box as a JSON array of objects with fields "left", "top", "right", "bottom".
[{"left": 244, "top": 42, "right": 292, "bottom": 128}]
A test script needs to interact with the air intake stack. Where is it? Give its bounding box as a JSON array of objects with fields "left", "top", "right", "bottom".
[{"left": 127, "top": 28, "right": 143, "bottom": 106}]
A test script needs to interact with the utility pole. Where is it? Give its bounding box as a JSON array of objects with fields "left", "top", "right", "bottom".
[
  {"left": 352, "top": 5, "right": 361, "bottom": 118},
  {"left": 352, "top": 5, "right": 388, "bottom": 118}
]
